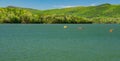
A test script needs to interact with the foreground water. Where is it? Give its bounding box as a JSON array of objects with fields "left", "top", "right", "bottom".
[{"left": 0, "top": 24, "right": 120, "bottom": 61}]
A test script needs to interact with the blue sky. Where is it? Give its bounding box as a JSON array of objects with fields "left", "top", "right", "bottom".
[{"left": 0, "top": 0, "right": 120, "bottom": 9}]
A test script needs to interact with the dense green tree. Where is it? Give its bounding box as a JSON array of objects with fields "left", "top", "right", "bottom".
[{"left": 0, "top": 3, "right": 120, "bottom": 24}]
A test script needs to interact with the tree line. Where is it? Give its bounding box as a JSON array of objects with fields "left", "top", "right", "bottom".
[{"left": 0, "top": 7, "right": 120, "bottom": 24}]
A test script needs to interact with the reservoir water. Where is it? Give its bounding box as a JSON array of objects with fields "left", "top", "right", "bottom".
[{"left": 0, "top": 24, "right": 120, "bottom": 61}]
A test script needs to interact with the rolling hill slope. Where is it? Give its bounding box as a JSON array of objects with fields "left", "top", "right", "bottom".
[{"left": 0, "top": 3, "right": 120, "bottom": 24}]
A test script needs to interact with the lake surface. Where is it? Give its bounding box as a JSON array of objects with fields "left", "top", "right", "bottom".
[{"left": 0, "top": 24, "right": 120, "bottom": 61}]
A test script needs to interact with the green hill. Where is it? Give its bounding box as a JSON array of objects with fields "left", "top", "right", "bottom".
[
  {"left": 7, "top": 6, "right": 42, "bottom": 14},
  {"left": 42, "top": 3, "right": 120, "bottom": 18},
  {"left": 0, "top": 3, "right": 120, "bottom": 24}
]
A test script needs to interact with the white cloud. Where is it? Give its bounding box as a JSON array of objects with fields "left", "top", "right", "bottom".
[
  {"left": 90, "top": 2, "right": 101, "bottom": 6},
  {"left": 60, "top": 5, "right": 76, "bottom": 8},
  {"left": 53, "top": 5, "right": 80, "bottom": 8},
  {"left": 90, "top": 3, "right": 96, "bottom": 6}
]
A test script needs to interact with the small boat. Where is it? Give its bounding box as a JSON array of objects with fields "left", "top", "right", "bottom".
[
  {"left": 109, "top": 29, "right": 113, "bottom": 32},
  {"left": 64, "top": 26, "right": 68, "bottom": 29}
]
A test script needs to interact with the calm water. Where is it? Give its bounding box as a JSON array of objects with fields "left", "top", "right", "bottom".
[{"left": 0, "top": 24, "right": 120, "bottom": 61}]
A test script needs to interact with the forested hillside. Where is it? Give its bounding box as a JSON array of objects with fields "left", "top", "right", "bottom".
[{"left": 0, "top": 3, "right": 120, "bottom": 24}]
